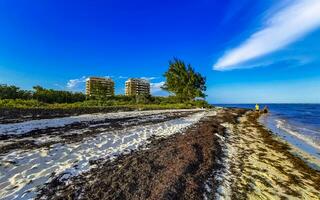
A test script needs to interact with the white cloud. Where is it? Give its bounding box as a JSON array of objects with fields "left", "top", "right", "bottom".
[
  {"left": 117, "top": 76, "right": 158, "bottom": 81},
  {"left": 214, "top": 0, "right": 320, "bottom": 70},
  {"left": 140, "top": 77, "right": 158, "bottom": 81},
  {"left": 150, "top": 81, "right": 169, "bottom": 96},
  {"left": 66, "top": 76, "right": 87, "bottom": 89},
  {"left": 150, "top": 81, "right": 164, "bottom": 92},
  {"left": 53, "top": 83, "right": 64, "bottom": 89}
]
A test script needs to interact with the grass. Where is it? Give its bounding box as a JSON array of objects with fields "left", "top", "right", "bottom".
[{"left": 0, "top": 99, "right": 211, "bottom": 110}]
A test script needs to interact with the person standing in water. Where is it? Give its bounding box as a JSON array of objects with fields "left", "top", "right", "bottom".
[{"left": 255, "top": 104, "right": 260, "bottom": 111}]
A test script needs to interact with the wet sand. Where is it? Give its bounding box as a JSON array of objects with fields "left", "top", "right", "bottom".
[{"left": 227, "top": 111, "right": 320, "bottom": 199}]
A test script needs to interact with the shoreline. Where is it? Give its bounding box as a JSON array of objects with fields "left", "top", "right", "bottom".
[
  {"left": 35, "top": 108, "right": 320, "bottom": 199},
  {"left": 225, "top": 111, "right": 320, "bottom": 199},
  {"left": 259, "top": 115, "right": 320, "bottom": 171},
  {"left": 1, "top": 108, "right": 320, "bottom": 199}
]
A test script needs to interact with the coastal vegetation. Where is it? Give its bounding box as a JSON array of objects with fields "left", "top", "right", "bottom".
[
  {"left": 0, "top": 58, "right": 210, "bottom": 110},
  {"left": 0, "top": 84, "right": 33, "bottom": 100},
  {"left": 0, "top": 84, "right": 86, "bottom": 103},
  {"left": 0, "top": 97, "right": 209, "bottom": 110}
]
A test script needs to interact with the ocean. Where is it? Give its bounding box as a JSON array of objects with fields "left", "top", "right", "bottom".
[{"left": 216, "top": 104, "right": 320, "bottom": 159}]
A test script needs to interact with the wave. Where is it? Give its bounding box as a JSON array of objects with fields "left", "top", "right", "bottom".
[{"left": 275, "top": 118, "right": 320, "bottom": 151}]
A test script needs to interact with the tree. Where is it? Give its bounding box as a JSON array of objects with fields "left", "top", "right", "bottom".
[
  {"left": 0, "top": 84, "right": 32, "bottom": 100},
  {"left": 162, "top": 58, "right": 206, "bottom": 102},
  {"left": 33, "top": 85, "right": 86, "bottom": 103}
]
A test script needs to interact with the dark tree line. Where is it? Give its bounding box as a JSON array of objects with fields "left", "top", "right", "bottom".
[
  {"left": 0, "top": 85, "right": 32, "bottom": 100},
  {"left": 0, "top": 84, "right": 86, "bottom": 103}
]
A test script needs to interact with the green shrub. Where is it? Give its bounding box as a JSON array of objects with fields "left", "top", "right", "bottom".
[
  {"left": 0, "top": 99, "right": 46, "bottom": 108},
  {"left": 33, "top": 86, "right": 86, "bottom": 103}
]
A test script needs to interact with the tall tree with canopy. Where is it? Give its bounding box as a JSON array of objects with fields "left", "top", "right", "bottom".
[{"left": 162, "top": 58, "right": 206, "bottom": 102}]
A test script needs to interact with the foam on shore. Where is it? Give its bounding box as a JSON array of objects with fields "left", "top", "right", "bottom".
[{"left": 260, "top": 115, "right": 320, "bottom": 164}]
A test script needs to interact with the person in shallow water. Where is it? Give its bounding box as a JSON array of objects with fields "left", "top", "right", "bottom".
[{"left": 255, "top": 104, "right": 260, "bottom": 111}]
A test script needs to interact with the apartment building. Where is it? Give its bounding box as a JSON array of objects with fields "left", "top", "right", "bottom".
[
  {"left": 125, "top": 78, "right": 150, "bottom": 96},
  {"left": 86, "top": 77, "right": 115, "bottom": 97}
]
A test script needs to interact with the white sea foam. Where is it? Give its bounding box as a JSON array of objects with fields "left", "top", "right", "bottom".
[
  {"left": 276, "top": 119, "right": 320, "bottom": 151},
  {"left": 0, "top": 110, "right": 208, "bottom": 200}
]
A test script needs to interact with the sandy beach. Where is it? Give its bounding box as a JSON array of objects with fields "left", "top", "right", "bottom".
[
  {"left": 225, "top": 111, "right": 320, "bottom": 199},
  {"left": 0, "top": 108, "right": 319, "bottom": 199},
  {"left": 2, "top": 0, "right": 320, "bottom": 199}
]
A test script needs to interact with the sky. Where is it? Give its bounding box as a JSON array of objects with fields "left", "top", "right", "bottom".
[{"left": 0, "top": 0, "right": 320, "bottom": 103}]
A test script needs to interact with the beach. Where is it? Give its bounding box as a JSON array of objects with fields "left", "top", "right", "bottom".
[
  {"left": 2, "top": 0, "right": 320, "bottom": 199},
  {"left": 225, "top": 111, "right": 320, "bottom": 199},
  {"left": 0, "top": 107, "right": 319, "bottom": 199}
]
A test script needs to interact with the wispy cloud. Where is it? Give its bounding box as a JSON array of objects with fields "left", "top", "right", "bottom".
[
  {"left": 150, "top": 81, "right": 164, "bottom": 92},
  {"left": 66, "top": 76, "right": 87, "bottom": 89},
  {"left": 118, "top": 76, "right": 158, "bottom": 81},
  {"left": 104, "top": 75, "right": 114, "bottom": 79},
  {"left": 214, "top": 0, "right": 320, "bottom": 70},
  {"left": 66, "top": 75, "right": 163, "bottom": 94},
  {"left": 140, "top": 77, "right": 158, "bottom": 81},
  {"left": 150, "top": 81, "right": 168, "bottom": 96},
  {"left": 53, "top": 83, "right": 65, "bottom": 89}
]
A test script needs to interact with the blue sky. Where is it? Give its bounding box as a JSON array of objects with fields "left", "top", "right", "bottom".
[{"left": 0, "top": 0, "right": 320, "bottom": 103}]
